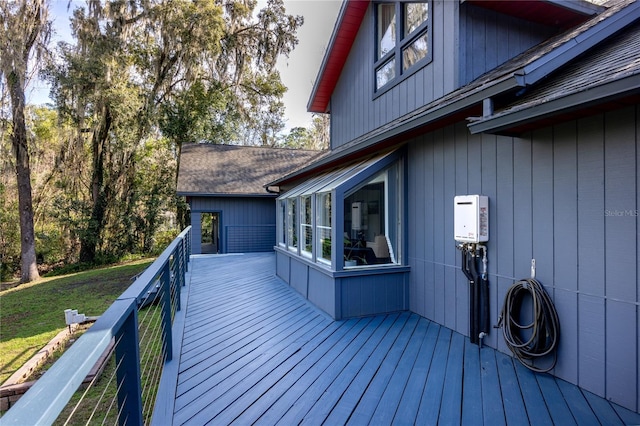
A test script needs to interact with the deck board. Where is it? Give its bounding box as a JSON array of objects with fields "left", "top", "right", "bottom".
[
  {"left": 159, "top": 253, "right": 640, "bottom": 425},
  {"left": 392, "top": 320, "right": 439, "bottom": 425},
  {"left": 515, "top": 362, "right": 554, "bottom": 426},
  {"left": 480, "top": 347, "right": 506, "bottom": 426},
  {"left": 585, "top": 390, "right": 625, "bottom": 425},
  {"left": 496, "top": 351, "right": 529, "bottom": 425},
  {"left": 301, "top": 313, "right": 406, "bottom": 424},
  {"left": 415, "top": 326, "right": 451, "bottom": 424},
  {"left": 250, "top": 317, "right": 372, "bottom": 426},
  {"left": 371, "top": 316, "right": 430, "bottom": 424},
  {"left": 342, "top": 313, "right": 418, "bottom": 425},
  {"left": 272, "top": 315, "right": 387, "bottom": 425},
  {"left": 438, "top": 332, "right": 465, "bottom": 425},
  {"left": 536, "top": 372, "right": 576, "bottom": 425},
  {"left": 232, "top": 318, "right": 359, "bottom": 424},
  {"left": 556, "top": 379, "right": 600, "bottom": 425},
  {"left": 461, "top": 337, "right": 482, "bottom": 425}
]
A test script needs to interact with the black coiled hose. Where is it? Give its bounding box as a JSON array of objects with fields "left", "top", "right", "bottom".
[{"left": 497, "top": 278, "right": 560, "bottom": 373}]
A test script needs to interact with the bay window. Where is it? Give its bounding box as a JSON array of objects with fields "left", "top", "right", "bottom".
[{"left": 277, "top": 150, "right": 404, "bottom": 271}]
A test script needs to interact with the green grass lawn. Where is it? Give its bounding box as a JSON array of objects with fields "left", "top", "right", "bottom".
[{"left": 0, "top": 259, "right": 153, "bottom": 385}]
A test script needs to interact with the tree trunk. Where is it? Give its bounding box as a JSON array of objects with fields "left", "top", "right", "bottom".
[
  {"left": 8, "top": 72, "right": 40, "bottom": 282},
  {"left": 79, "top": 104, "right": 112, "bottom": 263}
]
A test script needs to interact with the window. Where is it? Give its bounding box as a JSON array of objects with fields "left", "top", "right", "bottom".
[
  {"left": 375, "top": 2, "right": 430, "bottom": 91},
  {"left": 317, "top": 192, "right": 332, "bottom": 264},
  {"left": 287, "top": 198, "right": 297, "bottom": 250},
  {"left": 277, "top": 151, "right": 403, "bottom": 271},
  {"left": 301, "top": 195, "right": 313, "bottom": 257},
  {"left": 279, "top": 199, "right": 286, "bottom": 247},
  {"left": 343, "top": 163, "right": 401, "bottom": 267}
]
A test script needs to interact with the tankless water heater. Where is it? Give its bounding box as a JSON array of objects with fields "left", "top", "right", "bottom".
[{"left": 454, "top": 195, "right": 489, "bottom": 243}]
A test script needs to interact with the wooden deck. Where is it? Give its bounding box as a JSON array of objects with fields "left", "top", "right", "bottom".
[{"left": 164, "top": 253, "right": 640, "bottom": 425}]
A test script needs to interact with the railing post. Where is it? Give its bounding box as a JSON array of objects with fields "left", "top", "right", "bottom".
[
  {"left": 176, "top": 238, "right": 182, "bottom": 311},
  {"left": 114, "top": 304, "right": 143, "bottom": 426},
  {"left": 161, "top": 261, "right": 173, "bottom": 362},
  {"left": 186, "top": 228, "right": 191, "bottom": 268},
  {"left": 177, "top": 240, "right": 185, "bottom": 301}
]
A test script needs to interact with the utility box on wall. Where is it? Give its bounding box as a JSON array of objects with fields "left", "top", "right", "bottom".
[{"left": 454, "top": 195, "right": 489, "bottom": 243}]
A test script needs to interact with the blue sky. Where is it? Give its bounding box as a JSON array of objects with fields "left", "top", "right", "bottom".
[{"left": 28, "top": 0, "right": 342, "bottom": 132}]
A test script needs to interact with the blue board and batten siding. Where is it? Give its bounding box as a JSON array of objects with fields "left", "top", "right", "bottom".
[
  {"left": 189, "top": 197, "right": 275, "bottom": 254},
  {"left": 406, "top": 107, "right": 639, "bottom": 412},
  {"left": 320, "top": 0, "right": 638, "bottom": 413},
  {"left": 330, "top": 1, "right": 458, "bottom": 148},
  {"left": 330, "top": 1, "right": 557, "bottom": 149},
  {"left": 276, "top": 251, "right": 409, "bottom": 320},
  {"left": 457, "top": 3, "right": 558, "bottom": 85}
]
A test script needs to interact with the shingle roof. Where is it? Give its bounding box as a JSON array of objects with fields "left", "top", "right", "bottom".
[
  {"left": 468, "top": 19, "right": 640, "bottom": 133},
  {"left": 176, "top": 144, "right": 326, "bottom": 196}
]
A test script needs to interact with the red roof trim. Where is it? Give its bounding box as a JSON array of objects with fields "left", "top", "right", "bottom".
[
  {"left": 307, "top": 0, "right": 601, "bottom": 114},
  {"left": 307, "top": 0, "right": 370, "bottom": 113}
]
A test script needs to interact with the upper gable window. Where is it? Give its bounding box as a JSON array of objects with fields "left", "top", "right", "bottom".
[{"left": 375, "top": 2, "right": 430, "bottom": 92}]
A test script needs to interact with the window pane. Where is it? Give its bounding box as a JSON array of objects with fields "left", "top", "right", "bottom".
[
  {"left": 301, "top": 195, "right": 312, "bottom": 256},
  {"left": 342, "top": 162, "right": 402, "bottom": 268},
  {"left": 404, "top": 2, "right": 428, "bottom": 37},
  {"left": 376, "top": 58, "right": 396, "bottom": 90},
  {"left": 279, "top": 199, "right": 286, "bottom": 245},
  {"left": 377, "top": 3, "right": 396, "bottom": 58},
  {"left": 402, "top": 32, "right": 428, "bottom": 70},
  {"left": 343, "top": 170, "right": 390, "bottom": 266},
  {"left": 287, "top": 198, "right": 297, "bottom": 249},
  {"left": 303, "top": 195, "right": 312, "bottom": 224},
  {"left": 317, "top": 192, "right": 331, "bottom": 227},
  {"left": 316, "top": 192, "right": 332, "bottom": 263}
]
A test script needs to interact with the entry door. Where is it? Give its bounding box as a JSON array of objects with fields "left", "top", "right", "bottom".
[{"left": 201, "top": 212, "right": 221, "bottom": 254}]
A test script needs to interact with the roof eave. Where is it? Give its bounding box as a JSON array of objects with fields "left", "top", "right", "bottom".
[
  {"left": 520, "top": 1, "right": 640, "bottom": 86},
  {"left": 177, "top": 192, "right": 277, "bottom": 198},
  {"left": 468, "top": 73, "right": 640, "bottom": 135},
  {"left": 546, "top": 0, "right": 605, "bottom": 16},
  {"left": 307, "top": 0, "right": 370, "bottom": 114}
]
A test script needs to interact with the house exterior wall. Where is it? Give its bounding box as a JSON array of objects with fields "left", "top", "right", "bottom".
[
  {"left": 330, "top": 1, "right": 557, "bottom": 149},
  {"left": 457, "top": 3, "right": 557, "bottom": 85},
  {"left": 407, "top": 106, "right": 639, "bottom": 411},
  {"left": 189, "top": 196, "right": 276, "bottom": 254},
  {"left": 275, "top": 250, "right": 409, "bottom": 320},
  {"left": 330, "top": 1, "right": 458, "bottom": 148}
]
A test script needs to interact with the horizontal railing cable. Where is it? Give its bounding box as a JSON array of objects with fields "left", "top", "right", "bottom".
[
  {"left": 138, "top": 303, "right": 166, "bottom": 421},
  {"left": 2, "top": 227, "right": 192, "bottom": 426},
  {"left": 101, "top": 353, "right": 125, "bottom": 426}
]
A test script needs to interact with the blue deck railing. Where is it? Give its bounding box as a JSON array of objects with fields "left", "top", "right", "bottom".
[{"left": 2, "top": 226, "right": 192, "bottom": 425}]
